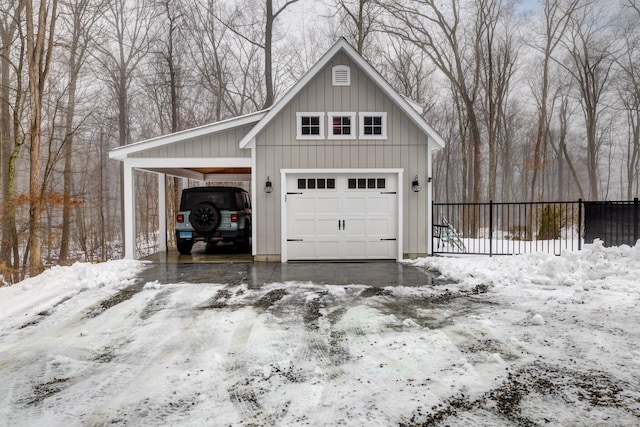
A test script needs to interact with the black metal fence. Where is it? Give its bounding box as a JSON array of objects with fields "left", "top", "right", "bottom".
[{"left": 433, "top": 199, "right": 640, "bottom": 256}]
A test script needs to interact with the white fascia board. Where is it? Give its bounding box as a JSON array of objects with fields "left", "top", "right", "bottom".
[
  {"left": 109, "top": 110, "right": 267, "bottom": 160},
  {"left": 124, "top": 157, "right": 251, "bottom": 169}
]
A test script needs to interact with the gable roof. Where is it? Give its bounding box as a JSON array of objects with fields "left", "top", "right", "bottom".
[
  {"left": 238, "top": 38, "right": 445, "bottom": 150},
  {"left": 109, "top": 109, "right": 267, "bottom": 161}
]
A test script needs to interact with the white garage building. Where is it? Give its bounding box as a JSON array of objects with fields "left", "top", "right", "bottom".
[{"left": 109, "top": 38, "right": 445, "bottom": 262}]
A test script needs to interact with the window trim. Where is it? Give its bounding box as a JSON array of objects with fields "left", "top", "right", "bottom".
[
  {"left": 296, "top": 112, "right": 325, "bottom": 140},
  {"left": 359, "top": 112, "right": 387, "bottom": 140},
  {"left": 328, "top": 112, "right": 356, "bottom": 140}
]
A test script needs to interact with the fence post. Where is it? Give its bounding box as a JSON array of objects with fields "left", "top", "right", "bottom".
[
  {"left": 489, "top": 200, "right": 493, "bottom": 257},
  {"left": 634, "top": 198, "right": 639, "bottom": 246},
  {"left": 578, "top": 198, "right": 583, "bottom": 251}
]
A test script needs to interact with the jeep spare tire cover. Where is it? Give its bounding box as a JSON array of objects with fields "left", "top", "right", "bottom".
[{"left": 189, "top": 202, "right": 221, "bottom": 234}]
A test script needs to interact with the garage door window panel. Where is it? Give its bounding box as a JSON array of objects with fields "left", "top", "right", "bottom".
[
  {"left": 348, "top": 177, "right": 386, "bottom": 190},
  {"left": 298, "top": 177, "right": 336, "bottom": 190}
]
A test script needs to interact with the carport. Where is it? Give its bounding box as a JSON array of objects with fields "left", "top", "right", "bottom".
[{"left": 108, "top": 111, "right": 265, "bottom": 259}]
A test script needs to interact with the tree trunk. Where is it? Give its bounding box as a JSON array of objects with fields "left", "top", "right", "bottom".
[
  {"left": 25, "top": 0, "right": 58, "bottom": 276},
  {"left": 264, "top": 0, "right": 274, "bottom": 108}
]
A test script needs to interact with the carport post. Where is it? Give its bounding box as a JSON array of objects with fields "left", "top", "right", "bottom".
[
  {"left": 123, "top": 161, "right": 137, "bottom": 259},
  {"left": 157, "top": 173, "right": 167, "bottom": 252}
]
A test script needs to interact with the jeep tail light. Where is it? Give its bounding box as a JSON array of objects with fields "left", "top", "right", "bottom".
[
  {"left": 176, "top": 214, "right": 184, "bottom": 223},
  {"left": 230, "top": 214, "right": 239, "bottom": 223}
]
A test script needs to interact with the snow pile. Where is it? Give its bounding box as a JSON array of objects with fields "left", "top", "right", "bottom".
[
  {"left": 0, "top": 260, "right": 145, "bottom": 328},
  {"left": 408, "top": 239, "right": 640, "bottom": 293}
]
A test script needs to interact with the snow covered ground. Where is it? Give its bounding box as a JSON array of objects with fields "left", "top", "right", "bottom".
[{"left": 0, "top": 241, "right": 639, "bottom": 426}]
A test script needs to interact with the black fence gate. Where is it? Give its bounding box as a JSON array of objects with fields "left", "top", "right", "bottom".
[{"left": 432, "top": 199, "right": 639, "bottom": 256}]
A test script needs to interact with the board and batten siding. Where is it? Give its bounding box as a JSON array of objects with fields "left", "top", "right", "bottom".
[
  {"left": 130, "top": 123, "right": 254, "bottom": 159},
  {"left": 254, "top": 52, "right": 431, "bottom": 258}
]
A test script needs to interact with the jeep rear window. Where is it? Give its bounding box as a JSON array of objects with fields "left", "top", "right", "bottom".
[{"left": 183, "top": 192, "right": 232, "bottom": 210}]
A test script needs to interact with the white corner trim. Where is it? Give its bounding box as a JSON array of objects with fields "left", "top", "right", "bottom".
[
  {"left": 251, "top": 148, "right": 257, "bottom": 257},
  {"left": 280, "top": 169, "right": 288, "bottom": 263}
]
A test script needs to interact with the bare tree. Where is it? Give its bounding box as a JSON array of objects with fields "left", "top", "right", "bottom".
[
  {"left": 558, "top": 1, "right": 617, "bottom": 200},
  {"left": 93, "top": 0, "right": 154, "bottom": 250},
  {"left": 476, "top": 0, "right": 519, "bottom": 201},
  {"left": 619, "top": 0, "right": 640, "bottom": 198},
  {"left": 0, "top": 0, "right": 26, "bottom": 280},
  {"left": 210, "top": 0, "right": 298, "bottom": 109},
  {"left": 384, "top": 0, "right": 485, "bottom": 204},
  {"left": 58, "top": 0, "right": 105, "bottom": 263},
  {"left": 526, "top": 0, "right": 579, "bottom": 201},
  {"left": 331, "top": 0, "right": 383, "bottom": 55},
  {"left": 94, "top": 0, "right": 154, "bottom": 148},
  {"left": 264, "top": 0, "right": 299, "bottom": 107},
  {"left": 25, "top": 0, "right": 58, "bottom": 276}
]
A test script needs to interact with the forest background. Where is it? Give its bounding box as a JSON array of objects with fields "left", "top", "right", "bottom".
[{"left": 0, "top": 0, "right": 639, "bottom": 282}]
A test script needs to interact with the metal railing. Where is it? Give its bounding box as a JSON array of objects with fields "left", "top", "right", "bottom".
[
  {"left": 433, "top": 199, "right": 640, "bottom": 256},
  {"left": 433, "top": 200, "right": 583, "bottom": 256}
]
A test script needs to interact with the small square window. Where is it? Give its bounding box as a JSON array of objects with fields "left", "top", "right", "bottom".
[
  {"left": 298, "top": 179, "right": 306, "bottom": 189},
  {"left": 297, "top": 113, "right": 324, "bottom": 139},
  {"left": 317, "top": 179, "right": 326, "bottom": 189},
  {"left": 367, "top": 178, "right": 376, "bottom": 188},
  {"left": 377, "top": 179, "right": 386, "bottom": 189},
  {"left": 358, "top": 178, "right": 366, "bottom": 189},
  {"left": 328, "top": 112, "right": 356, "bottom": 139},
  {"left": 359, "top": 113, "right": 387, "bottom": 139},
  {"left": 348, "top": 179, "right": 356, "bottom": 189},
  {"left": 307, "top": 179, "right": 316, "bottom": 189},
  {"left": 327, "top": 179, "right": 336, "bottom": 189}
]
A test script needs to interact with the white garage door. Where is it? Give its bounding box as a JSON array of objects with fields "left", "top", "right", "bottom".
[{"left": 285, "top": 173, "right": 398, "bottom": 260}]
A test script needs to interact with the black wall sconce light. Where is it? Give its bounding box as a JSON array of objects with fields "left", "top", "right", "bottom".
[
  {"left": 412, "top": 175, "right": 422, "bottom": 192},
  {"left": 264, "top": 176, "right": 273, "bottom": 193}
]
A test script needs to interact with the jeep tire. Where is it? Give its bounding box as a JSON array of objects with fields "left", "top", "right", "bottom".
[
  {"left": 189, "top": 202, "right": 221, "bottom": 234},
  {"left": 176, "top": 239, "right": 193, "bottom": 255}
]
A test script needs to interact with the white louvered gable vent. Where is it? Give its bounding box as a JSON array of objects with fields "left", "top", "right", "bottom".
[{"left": 332, "top": 65, "right": 350, "bottom": 86}]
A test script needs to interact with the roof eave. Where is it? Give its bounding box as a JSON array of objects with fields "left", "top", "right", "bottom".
[{"left": 109, "top": 109, "right": 268, "bottom": 161}]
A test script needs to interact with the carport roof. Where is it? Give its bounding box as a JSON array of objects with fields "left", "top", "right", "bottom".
[{"left": 108, "top": 110, "right": 267, "bottom": 161}]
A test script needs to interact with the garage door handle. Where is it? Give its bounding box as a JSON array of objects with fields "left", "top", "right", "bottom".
[
  {"left": 342, "top": 220, "right": 346, "bottom": 230},
  {"left": 287, "top": 239, "right": 303, "bottom": 242},
  {"left": 338, "top": 220, "right": 341, "bottom": 230},
  {"left": 380, "top": 238, "right": 397, "bottom": 241}
]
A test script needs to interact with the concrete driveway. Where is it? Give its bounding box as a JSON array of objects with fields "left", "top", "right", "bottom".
[
  {"left": 137, "top": 259, "right": 444, "bottom": 288},
  {"left": 141, "top": 240, "right": 443, "bottom": 288}
]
